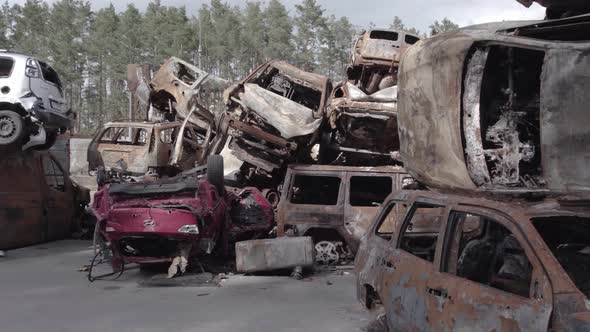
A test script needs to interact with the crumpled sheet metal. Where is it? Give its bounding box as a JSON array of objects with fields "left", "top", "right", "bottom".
[
  {"left": 150, "top": 57, "right": 229, "bottom": 124},
  {"left": 239, "top": 83, "right": 323, "bottom": 139},
  {"left": 346, "top": 82, "right": 398, "bottom": 103}
]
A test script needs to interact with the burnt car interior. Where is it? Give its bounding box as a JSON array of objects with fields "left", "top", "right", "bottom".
[
  {"left": 251, "top": 66, "right": 322, "bottom": 112},
  {"left": 99, "top": 127, "right": 150, "bottom": 147},
  {"left": 397, "top": 203, "right": 445, "bottom": 263},
  {"left": 533, "top": 216, "right": 590, "bottom": 297},
  {"left": 445, "top": 211, "right": 533, "bottom": 298},
  {"left": 349, "top": 176, "right": 392, "bottom": 206},
  {"left": 174, "top": 61, "right": 200, "bottom": 86},
  {"left": 290, "top": 175, "right": 341, "bottom": 205},
  {"left": 463, "top": 45, "right": 544, "bottom": 188}
]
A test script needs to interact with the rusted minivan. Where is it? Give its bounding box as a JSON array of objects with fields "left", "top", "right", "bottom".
[{"left": 277, "top": 164, "right": 412, "bottom": 264}]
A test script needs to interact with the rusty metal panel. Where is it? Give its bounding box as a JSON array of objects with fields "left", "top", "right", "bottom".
[{"left": 235, "top": 236, "right": 315, "bottom": 273}]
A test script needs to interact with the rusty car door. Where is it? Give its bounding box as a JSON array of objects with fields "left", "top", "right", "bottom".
[
  {"left": 424, "top": 205, "right": 554, "bottom": 331},
  {"left": 278, "top": 170, "right": 344, "bottom": 238},
  {"left": 380, "top": 198, "right": 448, "bottom": 331},
  {"left": 344, "top": 172, "right": 397, "bottom": 252},
  {"left": 41, "top": 154, "right": 75, "bottom": 240},
  {"left": 0, "top": 153, "right": 46, "bottom": 249}
]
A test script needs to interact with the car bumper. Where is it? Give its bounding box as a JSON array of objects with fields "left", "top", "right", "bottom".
[{"left": 32, "top": 108, "right": 72, "bottom": 129}]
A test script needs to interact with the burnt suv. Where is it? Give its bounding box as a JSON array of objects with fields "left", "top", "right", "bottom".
[
  {"left": 0, "top": 52, "right": 71, "bottom": 150},
  {"left": 357, "top": 190, "right": 590, "bottom": 331}
]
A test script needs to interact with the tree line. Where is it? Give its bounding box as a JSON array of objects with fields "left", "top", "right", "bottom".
[{"left": 0, "top": 0, "right": 458, "bottom": 134}]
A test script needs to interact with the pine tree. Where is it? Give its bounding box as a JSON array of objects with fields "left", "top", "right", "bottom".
[
  {"left": 263, "top": 0, "right": 293, "bottom": 62},
  {"left": 240, "top": 1, "right": 265, "bottom": 73},
  {"left": 429, "top": 18, "right": 459, "bottom": 36},
  {"left": 293, "top": 0, "right": 326, "bottom": 71},
  {"left": 11, "top": 0, "right": 50, "bottom": 57}
]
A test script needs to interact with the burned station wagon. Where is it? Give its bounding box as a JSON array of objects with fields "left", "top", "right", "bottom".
[
  {"left": 356, "top": 190, "right": 590, "bottom": 331},
  {"left": 277, "top": 164, "right": 411, "bottom": 264},
  {"left": 88, "top": 121, "right": 209, "bottom": 183},
  {"left": 397, "top": 16, "right": 590, "bottom": 194}
]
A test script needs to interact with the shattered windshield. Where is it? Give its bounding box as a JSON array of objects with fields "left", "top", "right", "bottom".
[
  {"left": 533, "top": 216, "right": 590, "bottom": 298},
  {"left": 253, "top": 67, "right": 322, "bottom": 112}
]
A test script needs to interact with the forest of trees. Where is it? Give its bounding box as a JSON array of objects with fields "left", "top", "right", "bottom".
[{"left": 0, "top": 0, "right": 458, "bottom": 134}]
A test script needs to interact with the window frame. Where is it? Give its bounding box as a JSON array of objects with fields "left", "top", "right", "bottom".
[
  {"left": 0, "top": 56, "right": 15, "bottom": 78},
  {"left": 440, "top": 204, "right": 543, "bottom": 299},
  {"left": 348, "top": 175, "right": 393, "bottom": 207},
  {"left": 287, "top": 174, "right": 343, "bottom": 206},
  {"left": 395, "top": 200, "right": 448, "bottom": 264}
]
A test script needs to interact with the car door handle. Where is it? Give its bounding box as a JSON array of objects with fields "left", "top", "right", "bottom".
[
  {"left": 380, "top": 258, "right": 395, "bottom": 269},
  {"left": 427, "top": 287, "right": 449, "bottom": 299}
]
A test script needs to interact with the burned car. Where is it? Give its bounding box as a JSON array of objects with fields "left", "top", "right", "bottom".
[
  {"left": 0, "top": 151, "right": 89, "bottom": 249},
  {"left": 398, "top": 16, "right": 590, "bottom": 194},
  {"left": 87, "top": 121, "right": 211, "bottom": 184},
  {"left": 348, "top": 29, "right": 420, "bottom": 94},
  {"left": 221, "top": 60, "right": 332, "bottom": 185},
  {"left": 277, "top": 164, "right": 411, "bottom": 264},
  {"left": 91, "top": 156, "right": 275, "bottom": 274},
  {"left": 356, "top": 189, "right": 590, "bottom": 331},
  {"left": 146, "top": 57, "right": 229, "bottom": 126},
  {"left": 321, "top": 81, "right": 400, "bottom": 165},
  {"left": 0, "top": 52, "right": 72, "bottom": 151}
]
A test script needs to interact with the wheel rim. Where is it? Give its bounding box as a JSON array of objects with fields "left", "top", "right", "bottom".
[
  {"left": 315, "top": 241, "right": 340, "bottom": 265},
  {"left": 0, "top": 115, "right": 17, "bottom": 141}
]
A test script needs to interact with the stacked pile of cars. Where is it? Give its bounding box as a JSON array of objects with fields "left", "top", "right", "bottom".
[
  {"left": 88, "top": 28, "right": 422, "bottom": 272},
  {"left": 355, "top": 3, "right": 590, "bottom": 330}
]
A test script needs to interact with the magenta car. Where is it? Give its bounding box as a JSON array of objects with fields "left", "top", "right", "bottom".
[{"left": 90, "top": 156, "right": 274, "bottom": 272}]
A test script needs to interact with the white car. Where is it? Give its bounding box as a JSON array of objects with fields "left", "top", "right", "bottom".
[{"left": 0, "top": 51, "right": 72, "bottom": 150}]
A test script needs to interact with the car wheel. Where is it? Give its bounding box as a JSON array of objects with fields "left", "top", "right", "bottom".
[
  {"left": 207, "top": 154, "right": 225, "bottom": 195},
  {"left": 31, "top": 131, "right": 58, "bottom": 150},
  {"left": 0, "top": 110, "right": 24, "bottom": 146}
]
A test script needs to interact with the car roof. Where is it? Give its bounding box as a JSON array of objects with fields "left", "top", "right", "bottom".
[
  {"left": 288, "top": 164, "right": 407, "bottom": 174},
  {"left": 395, "top": 190, "right": 590, "bottom": 220},
  {"left": 0, "top": 52, "right": 34, "bottom": 62}
]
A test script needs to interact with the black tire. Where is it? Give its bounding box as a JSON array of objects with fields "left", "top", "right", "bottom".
[
  {"left": 207, "top": 155, "right": 225, "bottom": 195},
  {"left": 31, "top": 131, "right": 58, "bottom": 151},
  {"left": 0, "top": 110, "right": 24, "bottom": 146},
  {"left": 96, "top": 166, "right": 107, "bottom": 187}
]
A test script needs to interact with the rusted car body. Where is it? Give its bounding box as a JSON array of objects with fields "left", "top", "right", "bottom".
[
  {"left": 356, "top": 189, "right": 590, "bottom": 331},
  {"left": 221, "top": 60, "right": 331, "bottom": 179},
  {"left": 87, "top": 121, "right": 209, "bottom": 180},
  {"left": 322, "top": 81, "right": 400, "bottom": 165},
  {"left": 277, "top": 164, "right": 410, "bottom": 263},
  {"left": 398, "top": 16, "right": 590, "bottom": 194},
  {"left": 148, "top": 57, "right": 229, "bottom": 126},
  {"left": 0, "top": 151, "right": 89, "bottom": 249},
  {"left": 91, "top": 161, "right": 274, "bottom": 270},
  {"left": 348, "top": 29, "right": 420, "bottom": 94},
  {"left": 517, "top": 0, "right": 590, "bottom": 18}
]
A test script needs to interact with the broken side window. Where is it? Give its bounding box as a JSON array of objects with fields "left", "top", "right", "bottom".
[
  {"left": 398, "top": 203, "right": 445, "bottom": 263},
  {"left": 160, "top": 128, "right": 177, "bottom": 144},
  {"left": 404, "top": 34, "right": 420, "bottom": 45},
  {"left": 463, "top": 45, "right": 544, "bottom": 188},
  {"left": 0, "top": 57, "right": 14, "bottom": 77},
  {"left": 173, "top": 62, "right": 200, "bottom": 85},
  {"left": 444, "top": 211, "right": 532, "bottom": 298},
  {"left": 375, "top": 201, "right": 409, "bottom": 240},
  {"left": 349, "top": 176, "right": 392, "bottom": 207},
  {"left": 99, "top": 127, "right": 149, "bottom": 146},
  {"left": 39, "top": 61, "right": 62, "bottom": 92},
  {"left": 370, "top": 30, "right": 398, "bottom": 41},
  {"left": 533, "top": 216, "right": 590, "bottom": 298},
  {"left": 290, "top": 175, "right": 341, "bottom": 205},
  {"left": 42, "top": 156, "right": 66, "bottom": 192}
]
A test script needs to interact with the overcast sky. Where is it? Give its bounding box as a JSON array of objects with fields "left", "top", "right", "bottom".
[{"left": 8, "top": 0, "right": 546, "bottom": 32}]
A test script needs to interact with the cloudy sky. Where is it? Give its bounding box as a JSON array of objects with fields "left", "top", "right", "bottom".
[{"left": 8, "top": 0, "right": 546, "bottom": 32}]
